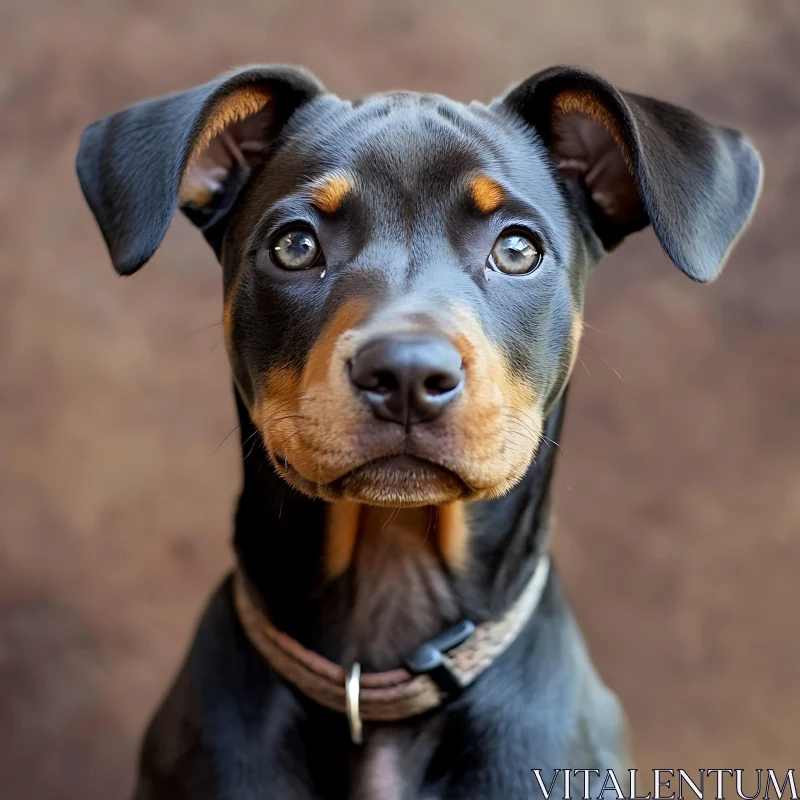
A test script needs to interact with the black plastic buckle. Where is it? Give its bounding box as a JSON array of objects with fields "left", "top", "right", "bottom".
[{"left": 404, "top": 619, "right": 476, "bottom": 697}]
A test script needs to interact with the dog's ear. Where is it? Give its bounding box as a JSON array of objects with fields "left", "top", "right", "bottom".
[
  {"left": 76, "top": 65, "right": 324, "bottom": 275},
  {"left": 500, "top": 67, "right": 762, "bottom": 282}
]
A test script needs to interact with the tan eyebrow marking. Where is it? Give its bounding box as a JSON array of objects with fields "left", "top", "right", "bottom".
[
  {"left": 470, "top": 174, "right": 505, "bottom": 213},
  {"left": 310, "top": 172, "right": 354, "bottom": 214}
]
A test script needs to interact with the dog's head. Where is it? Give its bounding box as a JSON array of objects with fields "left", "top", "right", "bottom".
[{"left": 77, "top": 65, "right": 761, "bottom": 508}]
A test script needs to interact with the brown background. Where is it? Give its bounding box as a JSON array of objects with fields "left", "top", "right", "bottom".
[{"left": 1, "top": 0, "right": 798, "bottom": 797}]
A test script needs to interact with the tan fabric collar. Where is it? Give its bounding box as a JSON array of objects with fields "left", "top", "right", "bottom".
[{"left": 232, "top": 555, "right": 550, "bottom": 726}]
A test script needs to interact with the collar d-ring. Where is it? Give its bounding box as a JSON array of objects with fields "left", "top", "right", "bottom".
[
  {"left": 233, "top": 556, "right": 551, "bottom": 732},
  {"left": 345, "top": 662, "right": 363, "bottom": 745}
]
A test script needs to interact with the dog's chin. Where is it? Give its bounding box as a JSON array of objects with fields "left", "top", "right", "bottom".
[
  {"left": 335, "top": 455, "right": 470, "bottom": 507},
  {"left": 276, "top": 454, "right": 470, "bottom": 507}
]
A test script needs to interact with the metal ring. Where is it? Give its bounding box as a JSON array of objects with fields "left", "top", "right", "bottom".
[{"left": 345, "top": 662, "right": 363, "bottom": 745}]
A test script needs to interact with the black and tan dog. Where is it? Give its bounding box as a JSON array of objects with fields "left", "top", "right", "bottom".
[{"left": 77, "top": 65, "right": 761, "bottom": 799}]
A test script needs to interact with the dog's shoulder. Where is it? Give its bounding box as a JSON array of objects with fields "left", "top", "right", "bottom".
[{"left": 133, "top": 578, "right": 317, "bottom": 799}]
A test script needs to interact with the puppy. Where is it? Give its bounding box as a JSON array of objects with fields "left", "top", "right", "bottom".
[{"left": 77, "top": 65, "right": 761, "bottom": 799}]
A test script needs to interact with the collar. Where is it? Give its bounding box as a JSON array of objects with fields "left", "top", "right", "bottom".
[{"left": 233, "top": 554, "right": 550, "bottom": 743}]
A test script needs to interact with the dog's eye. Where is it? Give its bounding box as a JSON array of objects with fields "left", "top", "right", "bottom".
[
  {"left": 271, "top": 228, "right": 323, "bottom": 270},
  {"left": 487, "top": 231, "right": 542, "bottom": 275}
]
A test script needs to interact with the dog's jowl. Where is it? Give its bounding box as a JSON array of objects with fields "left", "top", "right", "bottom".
[{"left": 77, "top": 65, "right": 762, "bottom": 799}]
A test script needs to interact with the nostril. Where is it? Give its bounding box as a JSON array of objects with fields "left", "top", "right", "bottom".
[
  {"left": 372, "top": 370, "right": 399, "bottom": 394},
  {"left": 348, "top": 356, "right": 399, "bottom": 394},
  {"left": 424, "top": 371, "right": 462, "bottom": 395}
]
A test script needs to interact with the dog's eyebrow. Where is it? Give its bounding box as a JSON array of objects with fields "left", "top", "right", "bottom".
[
  {"left": 309, "top": 172, "right": 355, "bottom": 214},
  {"left": 469, "top": 175, "right": 505, "bottom": 213}
]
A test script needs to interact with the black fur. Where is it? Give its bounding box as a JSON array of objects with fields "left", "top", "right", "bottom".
[
  {"left": 502, "top": 67, "right": 763, "bottom": 281},
  {"left": 76, "top": 65, "right": 323, "bottom": 274},
  {"left": 76, "top": 65, "right": 761, "bottom": 799}
]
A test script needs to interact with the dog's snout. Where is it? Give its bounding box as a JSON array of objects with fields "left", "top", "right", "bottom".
[{"left": 349, "top": 334, "right": 464, "bottom": 427}]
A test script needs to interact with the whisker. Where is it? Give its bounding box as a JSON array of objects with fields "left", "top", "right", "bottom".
[
  {"left": 211, "top": 424, "right": 240, "bottom": 455},
  {"left": 423, "top": 507, "right": 435, "bottom": 544},
  {"left": 241, "top": 428, "right": 259, "bottom": 450},
  {"left": 188, "top": 321, "right": 223, "bottom": 338},
  {"left": 207, "top": 336, "right": 224, "bottom": 356},
  {"left": 244, "top": 433, "right": 261, "bottom": 460},
  {"left": 582, "top": 321, "right": 606, "bottom": 336},
  {"left": 502, "top": 416, "right": 539, "bottom": 440},
  {"left": 379, "top": 507, "right": 401, "bottom": 534},
  {"left": 540, "top": 435, "right": 561, "bottom": 451},
  {"left": 581, "top": 340, "right": 623, "bottom": 381}
]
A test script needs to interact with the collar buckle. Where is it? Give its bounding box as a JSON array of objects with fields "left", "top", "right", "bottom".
[{"left": 404, "top": 619, "right": 476, "bottom": 697}]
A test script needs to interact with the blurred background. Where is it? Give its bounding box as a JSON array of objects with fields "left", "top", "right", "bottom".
[{"left": 1, "top": 0, "right": 798, "bottom": 796}]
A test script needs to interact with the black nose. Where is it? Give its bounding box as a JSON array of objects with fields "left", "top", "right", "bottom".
[{"left": 349, "top": 334, "right": 464, "bottom": 427}]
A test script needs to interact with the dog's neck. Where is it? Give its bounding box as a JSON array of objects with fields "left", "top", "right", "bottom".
[{"left": 233, "top": 388, "right": 567, "bottom": 671}]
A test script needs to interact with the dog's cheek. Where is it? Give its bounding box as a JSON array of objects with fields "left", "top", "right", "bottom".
[
  {"left": 222, "top": 272, "right": 259, "bottom": 408},
  {"left": 483, "top": 308, "right": 584, "bottom": 488},
  {"left": 222, "top": 277, "right": 242, "bottom": 368},
  {"left": 441, "top": 307, "right": 542, "bottom": 493},
  {"left": 565, "top": 312, "right": 584, "bottom": 388},
  {"left": 479, "top": 355, "right": 542, "bottom": 496},
  {"left": 498, "top": 366, "right": 542, "bottom": 476},
  {"left": 255, "top": 366, "right": 303, "bottom": 466},
  {"left": 302, "top": 298, "right": 369, "bottom": 388},
  {"left": 285, "top": 299, "right": 378, "bottom": 484},
  {"left": 541, "top": 306, "right": 584, "bottom": 414}
]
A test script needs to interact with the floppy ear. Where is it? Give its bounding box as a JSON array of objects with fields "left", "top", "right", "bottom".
[
  {"left": 76, "top": 65, "right": 324, "bottom": 275},
  {"left": 500, "top": 67, "right": 763, "bottom": 282}
]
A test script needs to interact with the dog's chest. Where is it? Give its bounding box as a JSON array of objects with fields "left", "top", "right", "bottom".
[{"left": 339, "top": 506, "right": 461, "bottom": 670}]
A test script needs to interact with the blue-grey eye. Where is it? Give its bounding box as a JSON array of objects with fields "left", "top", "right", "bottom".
[
  {"left": 271, "top": 228, "right": 322, "bottom": 270},
  {"left": 487, "top": 231, "right": 542, "bottom": 275}
]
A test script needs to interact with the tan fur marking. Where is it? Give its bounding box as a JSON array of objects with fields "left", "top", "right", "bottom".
[
  {"left": 325, "top": 502, "right": 470, "bottom": 579},
  {"left": 179, "top": 182, "right": 216, "bottom": 208},
  {"left": 303, "top": 299, "right": 369, "bottom": 389},
  {"left": 179, "top": 87, "right": 272, "bottom": 207},
  {"left": 310, "top": 172, "right": 354, "bottom": 214},
  {"left": 256, "top": 300, "right": 372, "bottom": 491},
  {"left": 436, "top": 502, "right": 469, "bottom": 571},
  {"left": 451, "top": 310, "right": 537, "bottom": 428},
  {"left": 325, "top": 501, "right": 361, "bottom": 580},
  {"left": 470, "top": 175, "right": 505, "bottom": 213},
  {"left": 186, "top": 87, "right": 272, "bottom": 167},
  {"left": 552, "top": 89, "right": 628, "bottom": 156},
  {"left": 253, "top": 298, "right": 547, "bottom": 505},
  {"left": 260, "top": 366, "right": 303, "bottom": 431}
]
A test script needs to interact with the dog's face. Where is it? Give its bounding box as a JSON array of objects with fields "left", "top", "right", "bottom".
[
  {"left": 221, "top": 93, "right": 583, "bottom": 506},
  {"left": 78, "top": 66, "right": 762, "bottom": 507}
]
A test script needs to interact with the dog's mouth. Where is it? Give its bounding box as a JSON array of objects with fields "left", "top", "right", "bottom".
[
  {"left": 277, "top": 452, "right": 470, "bottom": 507},
  {"left": 335, "top": 454, "right": 470, "bottom": 506}
]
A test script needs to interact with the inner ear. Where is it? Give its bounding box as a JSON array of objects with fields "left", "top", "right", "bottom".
[
  {"left": 179, "top": 87, "right": 275, "bottom": 218},
  {"left": 550, "top": 90, "right": 648, "bottom": 247}
]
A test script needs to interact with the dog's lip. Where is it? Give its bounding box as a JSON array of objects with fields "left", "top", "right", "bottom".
[
  {"left": 347, "top": 454, "right": 465, "bottom": 482},
  {"left": 329, "top": 453, "right": 472, "bottom": 493},
  {"left": 332, "top": 453, "right": 472, "bottom": 500},
  {"left": 271, "top": 448, "right": 476, "bottom": 500}
]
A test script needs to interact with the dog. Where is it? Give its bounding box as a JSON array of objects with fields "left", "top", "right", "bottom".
[{"left": 76, "top": 64, "right": 762, "bottom": 799}]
